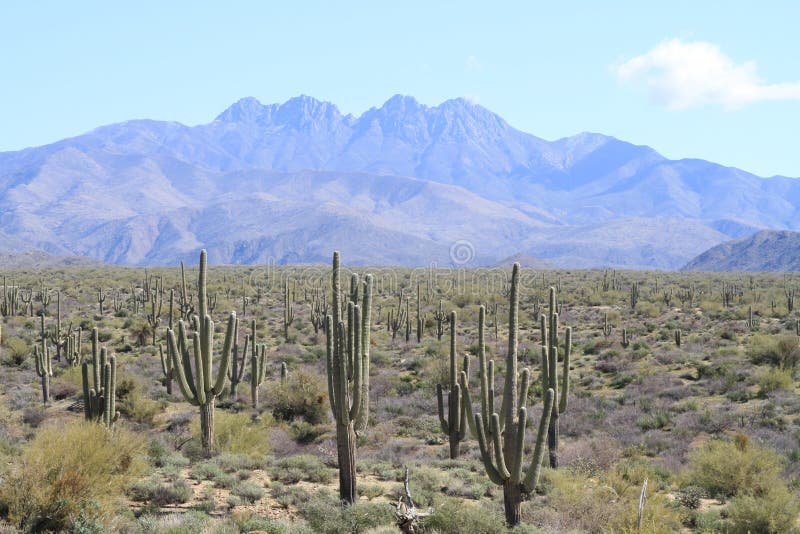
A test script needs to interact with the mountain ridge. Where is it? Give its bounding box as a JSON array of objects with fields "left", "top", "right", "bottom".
[
  {"left": 1, "top": 95, "right": 798, "bottom": 268},
  {"left": 682, "top": 230, "right": 800, "bottom": 272}
]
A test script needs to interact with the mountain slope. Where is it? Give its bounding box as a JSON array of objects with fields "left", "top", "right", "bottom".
[
  {"left": 683, "top": 230, "right": 800, "bottom": 271},
  {"left": 0, "top": 95, "right": 798, "bottom": 267}
]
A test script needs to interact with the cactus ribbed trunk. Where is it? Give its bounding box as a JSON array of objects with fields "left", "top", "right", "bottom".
[
  {"left": 548, "top": 410, "right": 559, "bottom": 469},
  {"left": 336, "top": 419, "right": 357, "bottom": 504},
  {"left": 503, "top": 480, "right": 522, "bottom": 527},
  {"left": 41, "top": 373, "right": 50, "bottom": 405},
  {"left": 200, "top": 400, "right": 215, "bottom": 456},
  {"left": 251, "top": 379, "right": 259, "bottom": 409}
]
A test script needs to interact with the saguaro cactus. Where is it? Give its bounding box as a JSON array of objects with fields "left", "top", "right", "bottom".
[
  {"left": 461, "top": 263, "right": 554, "bottom": 527},
  {"left": 433, "top": 299, "right": 446, "bottom": 341},
  {"left": 250, "top": 342, "right": 268, "bottom": 409},
  {"left": 166, "top": 250, "right": 235, "bottom": 456},
  {"left": 283, "top": 282, "right": 294, "bottom": 342},
  {"left": 540, "top": 286, "right": 571, "bottom": 469},
  {"left": 34, "top": 319, "right": 52, "bottom": 405},
  {"left": 436, "top": 311, "right": 469, "bottom": 459},
  {"left": 227, "top": 318, "right": 246, "bottom": 400},
  {"left": 81, "top": 328, "right": 119, "bottom": 427},
  {"left": 325, "top": 251, "right": 373, "bottom": 504}
]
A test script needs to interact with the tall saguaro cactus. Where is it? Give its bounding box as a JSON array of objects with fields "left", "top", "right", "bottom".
[
  {"left": 34, "top": 317, "right": 52, "bottom": 405},
  {"left": 461, "top": 263, "right": 555, "bottom": 527},
  {"left": 436, "top": 311, "right": 469, "bottom": 459},
  {"left": 540, "top": 286, "right": 571, "bottom": 469},
  {"left": 166, "top": 250, "right": 235, "bottom": 456},
  {"left": 325, "top": 251, "right": 373, "bottom": 504}
]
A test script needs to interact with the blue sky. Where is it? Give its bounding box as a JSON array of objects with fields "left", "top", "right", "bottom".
[{"left": 1, "top": 1, "right": 799, "bottom": 177}]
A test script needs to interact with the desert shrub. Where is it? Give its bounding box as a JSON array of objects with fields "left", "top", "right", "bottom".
[
  {"left": 300, "top": 489, "right": 394, "bottom": 534},
  {"left": 684, "top": 437, "right": 783, "bottom": 499},
  {"left": 423, "top": 497, "right": 507, "bottom": 533},
  {"left": 636, "top": 410, "right": 672, "bottom": 431},
  {"left": 190, "top": 411, "right": 271, "bottom": 458},
  {"left": 748, "top": 334, "right": 800, "bottom": 368},
  {"left": 232, "top": 481, "right": 264, "bottom": 504},
  {"left": 271, "top": 482, "right": 310, "bottom": 509},
  {"left": 289, "top": 420, "right": 328, "bottom": 443},
  {"left": 21, "top": 406, "right": 46, "bottom": 428},
  {"left": 149, "top": 480, "right": 192, "bottom": 506},
  {"left": 3, "top": 337, "right": 29, "bottom": 365},
  {"left": 0, "top": 421, "right": 145, "bottom": 532},
  {"left": 231, "top": 512, "right": 307, "bottom": 534},
  {"left": 269, "top": 454, "right": 333, "bottom": 484},
  {"left": 674, "top": 485, "right": 704, "bottom": 509},
  {"left": 726, "top": 484, "right": 800, "bottom": 534},
  {"left": 270, "top": 370, "right": 327, "bottom": 424},
  {"left": 758, "top": 366, "right": 795, "bottom": 395}
]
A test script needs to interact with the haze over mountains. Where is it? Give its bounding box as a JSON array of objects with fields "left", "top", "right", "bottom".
[{"left": 1, "top": 94, "right": 799, "bottom": 268}]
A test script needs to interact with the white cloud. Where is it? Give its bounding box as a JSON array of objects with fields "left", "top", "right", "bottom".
[
  {"left": 614, "top": 39, "right": 800, "bottom": 110},
  {"left": 465, "top": 55, "right": 483, "bottom": 72}
]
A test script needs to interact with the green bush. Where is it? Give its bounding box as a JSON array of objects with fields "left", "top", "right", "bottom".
[
  {"left": 758, "top": 366, "right": 795, "bottom": 395},
  {"left": 685, "top": 437, "right": 783, "bottom": 499},
  {"left": 748, "top": 334, "right": 800, "bottom": 368},
  {"left": 190, "top": 412, "right": 271, "bottom": 458},
  {"left": 422, "top": 498, "right": 507, "bottom": 533},
  {"left": 269, "top": 370, "right": 328, "bottom": 424},
  {"left": 269, "top": 454, "right": 333, "bottom": 484},
  {"left": 300, "top": 490, "right": 394, "bottom": 534},
  {"left": 0, "top": 421, "right": 145, "bottom": 532},
  {"left": 726, "top": 485, "right": 800, "bottom": 534}
]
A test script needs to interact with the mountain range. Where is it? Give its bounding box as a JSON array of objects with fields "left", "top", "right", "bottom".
[
  {"left": 1, "top": 94, "right": 798, "bottom": 268},
  {"left": 683, "top": 230, "right": 800, "bottom": 272}
]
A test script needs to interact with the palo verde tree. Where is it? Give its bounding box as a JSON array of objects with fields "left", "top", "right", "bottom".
[
  {"left": 166, "top": 250, "right": 236, "bottom": 456},
  {"left": 461, "top": 263, "right": 555, "bottom": 527}
]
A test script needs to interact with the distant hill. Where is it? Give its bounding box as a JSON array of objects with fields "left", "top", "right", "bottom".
[
  {"left": 494, "top": 253, "right": 557, "bottom": 270},
  {"left": 0, "top": 250, "right": 100, "bottom": 269},
  {"left": 682, "top": 230, "right": 800, "bottom": 271},
  {"left": 2, "top": 94, "right": 799, "bottom": 268}
]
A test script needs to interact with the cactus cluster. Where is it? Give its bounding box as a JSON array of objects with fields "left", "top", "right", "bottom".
[{"left": 81, "top": 328, "right": 119, "bottom": 427}]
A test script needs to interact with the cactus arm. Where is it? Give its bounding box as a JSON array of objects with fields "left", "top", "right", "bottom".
[
  {"left": 201, "top": 315, "right": 213, "bottom": 393},
  {"left": 336, "top": 322, "right": 349, "bottom": 425},
  {"left": 349, "top": 306, "right": 363, "bottom": 422},
  {"left": 103, "top": 363, "right": 112, "bottom": 427},
  {"left": 518, "top": 368, "right": 530, "bottom": 408},
  {"left": 325, "top": 315, "right": 337, "bottom": 418},
  {"left": 168, "top": 329, "right": 199, "bottom": 406},
  {"left": 475, "top": 413, "right": 505, "bottom": 485},
  {"left": 559, "top": 327, "right": 571, "bottom": 414},
  {"left": 192, "top": 332, "right": 207, "bottom": 404},
  {"left": 491, "top": 413, "right": 511, "bottom": 481},
  {"left": 211, "top": 312, "right": 235, "bottom": 395},
  {"left": 457, "top": 355, "right": 469, "bottom": 440},
  {"left": 436, "top": 384, "right": 449, "bottom": 433},
  {"left": 198, "top": 250, "right": 208, "bottom": 319},
  {"left": 81, "top": 361, "right": 92, "bottom": 419},
  {"left": 548, "top": 346, "right": 558, "bottom": 410},
  {"left": 478, "top": 306, "right": 490, "bottom": 428},
  {"left": 511, "top": 407, "right": 527, "bottom": 483},
  {"left": 459, "top": 371, "right": 478, "bottom": 438},
  {"left": 522, "top": 388, "right": 555, "bottom": 492},
  {"left": 177, "top": 321, "right": 197, "bottom": 398}
]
